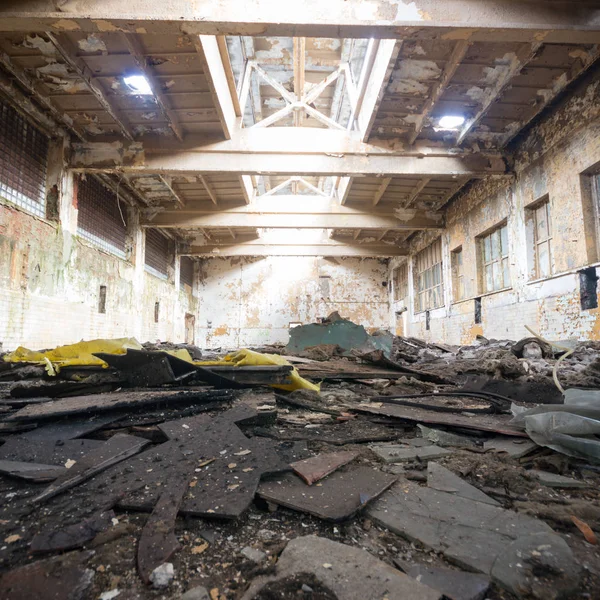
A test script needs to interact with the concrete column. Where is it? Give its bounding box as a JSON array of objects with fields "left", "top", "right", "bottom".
[{"left": 129, "top": 207, "right": 145, "bottom": 340}]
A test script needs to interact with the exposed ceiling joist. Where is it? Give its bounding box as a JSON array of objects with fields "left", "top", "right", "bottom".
[
  {"left": 408, "top": 40, "right": 470, "bottom": 145},
  {"left": 198, "top": 175, "right": 219, "bottom": 205},
  {"left": 372, "top": 178, "right": 392, "bottom": 207},
  {"left": 122, "top": 33, "right": 184, "bottom": 141},
  {"left": 159, "top": 175, "right": 185, "bottom": 208},
  {"left": 46, "top": 32, "right": 134, "bottom": 141},
  {"left": 406, "top": 178, "right": 432, "bottom": 207},
  {"left": 3, "top": 1, "right": 598, "bottom": 43},
  {"left": 456, "top": 41, "right": 543, "bottom": 145}
]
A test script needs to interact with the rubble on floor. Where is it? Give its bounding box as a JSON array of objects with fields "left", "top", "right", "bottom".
[{"left": 0, "top": 331, "right": 599, "bottom": 599}]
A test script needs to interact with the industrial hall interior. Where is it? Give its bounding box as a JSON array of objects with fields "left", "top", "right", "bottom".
[{"left": 2, "top": 2, "right": 600, "bottom": 600}]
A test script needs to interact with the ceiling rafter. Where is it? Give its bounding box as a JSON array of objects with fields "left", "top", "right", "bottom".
[
  {"left": 405, "top": 178, "right": 432, "bottom": 208},
  {"left": 159, "top": 175, "right": 185, "bottom": 208},
  {"left": 122, "top": 33, "right": 184, "bottom": 141},
  {"left": 408, "top": 40, "right": 470, "bottom": 145}
]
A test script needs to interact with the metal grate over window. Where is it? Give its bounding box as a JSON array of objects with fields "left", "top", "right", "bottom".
[
  {"left": 145, "top": 228, "right": 171, "bottom": 279},
  {"left": 180, "top": 256, "right": 194, "bottom": 290},
  {"left": 77, "top": 176, "right": 129, "bottom": 258},
  {"left": 0, "top": 98, "right": 49, "bottom": 218}
]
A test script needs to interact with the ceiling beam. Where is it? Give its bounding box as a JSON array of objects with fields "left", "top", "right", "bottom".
[
  {"left": 217, "top": 35, "right": 241, "bottom": 117},
  {"left": 456, "top": 41, "right": 543, "bottom": 145},
  {"left": 408, "top": 40, "right": 470, "bottom": 144},
  {"left": 372, "top": 178, "right": 392, "bottom": 207},
  {"left": 239, "top": 174, "right": 254, "bottom": 205},
  {"left": 71, "top": 141, "right": 507, "bottom": 177},
  {"left": 186, "top": 244, "right": 408, "bottom": 257},
  {"left": 103, "top": 128, "right": 505, "bottom": 159},
  {"left": 159, "top": 175, "right": 185, "bottom": 208},
  {"left": 122, "top": 33, "right": 184, "bottom": 141},
  {"left": 293, "top": 37, "right": 305, "bottom": 127},
  {"left": 142, "top": 206, "right": 444, "bottom": 230},
  {"left": 4, "top": 1, "right": 599, "bottom": 43},
  {"left": 193, "top": 35, "right": 238, "bottom": 140}
]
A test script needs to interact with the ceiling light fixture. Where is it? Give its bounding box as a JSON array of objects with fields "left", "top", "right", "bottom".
[
  {"left": 123, "top": 75, "right": 153, "bottom": 95},
  {"left": 438, "top": 115, "right": 465, "bottom": 129}
]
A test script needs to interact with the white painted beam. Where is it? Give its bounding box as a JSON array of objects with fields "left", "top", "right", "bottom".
[
  {"left": 373, "top": 178, "right": 392, "bottom": 206},
  {"left": 185, "top": 244, "right": 408, "bottom": 257},
  {"left": 5, "top": 1, "right": 598, "bottom": 43},
  {"left": 194, "top": 35, "right": 239, "bottom": 140}
]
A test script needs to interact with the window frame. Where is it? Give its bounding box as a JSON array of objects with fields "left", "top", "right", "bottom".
[
  {"left": 529, "top": 197, "right": 553, "bottom": 280},
  {"left": 451, "top": 246, "right": 465, "bottom": 302},
  {"left": 392, "top": 263, "right": 408, "bottom": 302},
  {"left": 414, "top": 239, "right": 444, "bottom": 313},
  {"left": 478, "top": 223, "right": 510, "bottom": 294}
]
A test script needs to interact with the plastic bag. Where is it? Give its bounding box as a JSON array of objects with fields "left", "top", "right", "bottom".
[{"left": 510, "top": 388, "right": 600, "bottom": 462}]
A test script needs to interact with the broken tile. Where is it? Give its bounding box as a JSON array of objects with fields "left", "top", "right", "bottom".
[
  {"left": 240, "top": 546, "right": 267, "bottom": 563},
  {"left": 30, "top": 510, "right": 116, "bottom": 553},
  {"left": 0, "top": 550, "right": 94, "bottom": 600},
  {"left": 427, "top": 462, "right": 499, "bottom": 506},
  {"left": 257, "top": 465, "right": 396, "bottom": 521},
  {"left": 530, "top": 469, "right": 589, "bottom": 488},
  {"left": 370, "top": 443, "right": 453, "bottom": 463},
  {"left": 241, "top": 535, "right": 441, "bottom": 600},
  {"left": 403, "top": 564, "right": 490, "bottom": 600},
  {"left": 0, "top": 459, "right": 66, "bottom": 482},
  {"left": 483, "top": 437, "right": 537, "bottom": 458},
  {"left": 366, "top": 480, "right": 579, "bottom": 596},
  {"left": 291, "top": 450, "right": 358, "bottom": 485},
  {"left": 417, "top": 424, "right": 478, "bottom": 447}
]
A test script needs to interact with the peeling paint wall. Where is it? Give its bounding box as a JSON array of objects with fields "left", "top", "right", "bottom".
[
  {"left": 197, "top": 256, "right": 389, "bottom": 349},
  {"left": 0, "top": 199, "right": 196, "bottom": 352},
  {"left": 395, "top": 69, "right": 600, "bottom": 344}
]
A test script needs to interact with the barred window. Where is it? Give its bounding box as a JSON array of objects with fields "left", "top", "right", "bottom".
[
  {"left": 414, "top": 239, "right": 444, "bottom": 312},
  {"left": 479, "top": 223, "right": 509, "bottom": 293},
  {"left": 145, "top": 229, "right": 171, "bottom": 279},
  {"left": 0, "top": 98, "right": 49, "bottom": 218},
  {"left": 180, "top": 256, "right": 194, "bottom": 290},
  {"left": 76, "top": 176, "right": 129, "bottom": 258},
  {"left": 393, "top": 263, "right": 408, "bottom": 301}
]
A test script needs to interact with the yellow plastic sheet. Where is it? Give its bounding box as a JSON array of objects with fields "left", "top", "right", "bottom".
[
  {"left": 195, "top": 349, "right": 320, "bottom": 392},
  {"left": 3, "top": 337, "right": 143, "bottom": 374}
]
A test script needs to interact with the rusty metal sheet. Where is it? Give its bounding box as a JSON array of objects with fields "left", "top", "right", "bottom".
[
  {"left": 0, "top": 550, "right": 94, "bottom": 600},
  {"left": 30, "top": 510, "right": 115, "bottom": 553},
  {"left": 291, "top": 450, "right": 359, "bottom": 485},
  {"left": 257, "top": 466, "right": 397, "bottom": 522}
]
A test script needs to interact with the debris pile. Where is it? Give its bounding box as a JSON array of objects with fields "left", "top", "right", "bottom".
[{"left": 0, "top": 327, "right": 599, "bottom": 599}]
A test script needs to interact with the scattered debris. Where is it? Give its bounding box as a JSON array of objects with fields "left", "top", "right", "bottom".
[{"left": 290, "top": 450, "right": 358, "bottom": 484}]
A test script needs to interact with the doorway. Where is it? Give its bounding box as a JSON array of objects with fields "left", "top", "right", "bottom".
[{"left": 185, "top": 313, "right": 196, "bottom": 345}]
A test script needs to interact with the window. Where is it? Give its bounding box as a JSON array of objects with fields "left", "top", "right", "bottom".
[
  {"left": 180, "top": 256, "right": 194, "bottom": 291},
  {"left": 145, "top": 229, "right": 171, "bottom": 279},
  {"left": 77, "top": 176, "right": 129, "bottom": 258},
  {"left": 479, "top": 224, "right": 509, "bottom": 293},
  {"left": 319, "top": 275, "right": 331, "bottom": 298},
  {"left": 393, "top": 263, "right": 408, "bottom": 301},
  {"left": 414, "top": 239, "right": 444, "bottom": 312},
  {"left": 0, "top": 98, "right": 49, "bottom": 218},
  {"left": 451, "top": 247, "right": 464, "bottom": 301},
  {"left": 154, "top": 301, "right": 160, "bottom": 323},
  {"left": 528, "top": 198, "right": 553, "bottom": 280},
  {"left": 98, "top": 285, "right": 107, "bottom": 314}
]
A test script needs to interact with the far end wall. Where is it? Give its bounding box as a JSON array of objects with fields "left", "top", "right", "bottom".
[{"left": 197, "top": 256, "right": 389, "bottom": 348}]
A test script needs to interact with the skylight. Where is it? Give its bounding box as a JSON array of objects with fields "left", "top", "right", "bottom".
[
  {"left": 438, "top": 115, "right": 465, "bottom": 129},
  {"left": 123, "top": 75, "right": 153, "bottom": 95}
]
